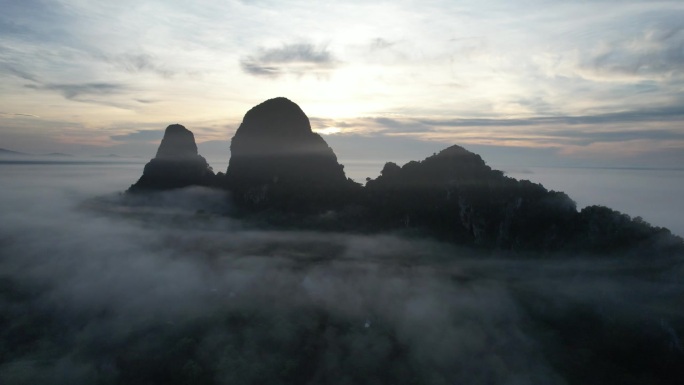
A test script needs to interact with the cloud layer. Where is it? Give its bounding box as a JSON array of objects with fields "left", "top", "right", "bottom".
[
  {"left": 1, "top": 160, "right": 683, "bottom": 384},
  {"left": 240, "top": 43, "right": 338, "bottom": 77}
]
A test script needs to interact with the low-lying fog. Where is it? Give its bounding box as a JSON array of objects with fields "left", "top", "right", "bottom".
[{"left": 1, "top": 162, "right": 683, "bottom": 384}]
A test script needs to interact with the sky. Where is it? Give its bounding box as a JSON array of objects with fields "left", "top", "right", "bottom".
[{"left": 1, "top": 0, "right": 684, "bottom": 168}]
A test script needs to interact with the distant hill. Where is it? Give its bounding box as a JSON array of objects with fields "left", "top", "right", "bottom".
[
  {"left": 0, "top": 148, "right": 26, "bottom": 156},
  {"left": 94, "top": 154, "right": 122, "bottom": 158},
  {"left": 0, "top": 149, "right": 78, "bottom": 157}
]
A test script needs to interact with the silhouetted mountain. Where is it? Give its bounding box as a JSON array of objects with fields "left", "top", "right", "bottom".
[
  {"left": 128, "top": 124, "right": 215, "bottom": 192},
  {"left": 364, "top": 145, "right": 681, "bottom": 253},
  {"left": 93, "top": 153, "right": 122, "bottom": 158},
  {"left": 125, "top": 99, "right": 683, "bottom": 255},
  {"left": 225, "top": 97, "right": 360, "bottom": 211},
  {"left": 0, "top": 148, "right": 26, "bottom": 156}
]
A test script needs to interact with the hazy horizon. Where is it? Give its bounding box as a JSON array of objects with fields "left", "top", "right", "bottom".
[{"left": 3, "top": 144, "right": 683, "bottom": 238}]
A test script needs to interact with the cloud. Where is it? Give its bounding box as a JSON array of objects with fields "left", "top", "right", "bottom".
[
  {"left": 322, "top": 106, "right": 684, "bottom": 143},
  {"left": 372, "top": 117, "right": 435, "bottom": 133},
  {"left": 369, "top": 38, "right": 395, "bottom": 51},
  {"left": 0, "top": 165, "right": 683, "bottom": 383},
  {"left": 579, "top": 22, "right": 684, "bottom": 81},
  {"left": 25, "top": 82, "right": 125, "bottom": 99},
  {"left": 95, "top": 52, "right": 177, "bottom": 78},
  {"left": 416, "top": 105, "right": 684, "bottom": 128},
  {"left": 308, "top": 117, "right": 353, "bottom": 130},
  {"left": 1, "top": 64, "right": 40, "bottom": 82},
  {"left": 551, "top": 128, "right": 684, "bottom": 145},
  {"left": 134, "top": 98, "right": 159, "bottom": 104},
  {"left": 240, "top": 43, "right": 338, "bottom": 77},
  {"left": 355, "top": 109, "right": 684, "bottom": 160},
  {"left": 0, "top": 112, "right": 40, "bottom": 118},
  {"left": 0, "top": 17, "right": 29, "bottom": 36},
  {"left": 0, "top": 0, "right": 74, "bottom": 44},
  {"left": 22, "top": 81, "right": 134, "bottom": 109},
  {"left": 111, "top": 130, "right": 164, "bottom": 143}
]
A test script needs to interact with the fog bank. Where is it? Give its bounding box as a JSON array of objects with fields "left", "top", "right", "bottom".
[{"left": 0, "top": 163, "right": 683, "bottom": 384}]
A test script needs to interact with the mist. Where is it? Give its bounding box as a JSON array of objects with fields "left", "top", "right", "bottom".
[{"left": 1, "top": 162, "right": 683, "bottom": 384}]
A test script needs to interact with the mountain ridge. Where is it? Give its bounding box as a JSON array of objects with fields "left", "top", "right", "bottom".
[
  {"left": 126, "top": 97, "right": 684, "bottom": 255},
  {"left": 0, "top": 148, "right": 27, "bottom": 156}
]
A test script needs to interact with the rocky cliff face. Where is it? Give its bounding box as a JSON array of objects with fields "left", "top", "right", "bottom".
[
  {"left": 225, "top": 97, "right": 358, "bottom": 211},
  {"left": 128, "top": 124, "right": 215, "bottom": 192}
]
